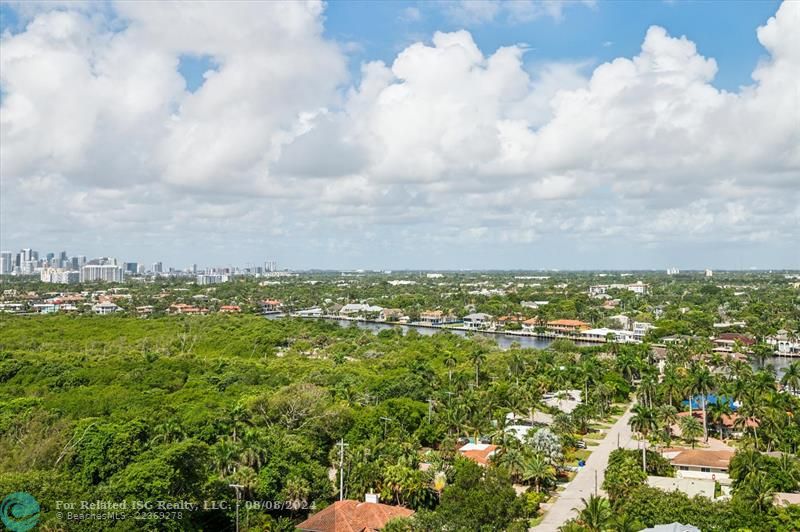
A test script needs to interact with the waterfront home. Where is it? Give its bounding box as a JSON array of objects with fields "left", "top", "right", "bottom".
[
  {"left": 419, "top": 310, "right": 455, "bottom": 326},
  {"left": 339, "top": 303, "right": 383, "bottom": 317},
  {"left": 379, "top": 308, "right": 405, "bottom": 322},
  {"left": 295, "top": 307, "right": 324, "bottom": 317},
  {"left": 582, "top": 328, "right": 632, "bottom": 343},
  {"left": 296, "top": 495, "right": 414, "bottom": 532},
  {"left": 546, "top": 319, "right": 591, "bottom": 334},
  {"left": 712, "top": 332, "right": 755, "bottom": 353},
  {"left": 521, "top": 318, "right": 544, "bottom": 332},
  {"left": 767, "top": 329, "right": 800, "bottom": 356},
  {"left": 219, "top": 305, "right": 241, "bottom": 313},
  {"left": 463, "top": 312, "right": 493, "bottom": 330},
  {"left": 260, "top": 299, "right": 281, "bottom": 312}
]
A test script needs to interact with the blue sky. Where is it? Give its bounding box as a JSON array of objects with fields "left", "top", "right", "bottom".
[
  {"left": 320, "top": 1, "right": 781, "bottom": 91},
  {"left": 0, "top": 1, "right": 797, "bottom": 270}
]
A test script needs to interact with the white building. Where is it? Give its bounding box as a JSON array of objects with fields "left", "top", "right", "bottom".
[
  {"left": 767, "top": 330, "right": 800, "bottom": 356},
  {"left": 705, "top": 269, "right": 714, "bottom": 278},
  {"left": 81, "top": 264, "right": 123, "bottom": 283},
  {"left": 92, "top": 302, "right": 121, "bottom": 315},
  {"left": 197, "top": 274, "right": 228, "bottom": 285},
  {"left": 41, "top": 268, "right": 80, "bottom": 284},
  {"left": 463, "top": 313, "right": 493, "bottom": 330},
  {"left": 631, "top": 321, "right": 656, "bottom": 341},
  {"left": 339, "top": 303, "right": 383, "bottom": 316},
  {"left": 627, "top": 281, "right": 649, "bottom": 295}
]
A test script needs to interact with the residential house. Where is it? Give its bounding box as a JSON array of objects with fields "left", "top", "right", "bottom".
[
  {"left": 609, "top": 314, "right": 630, "bottom": 329},
  {"left": 521, "top": 318, "right": 544, "bottom": 332},
  {"left": 458, "top": 443, "right": 498, "bottom": 466},
  {"left": 713, "top": 333, "right": 755, "bottom": 353},
  {"left": 419, "top": 310, "right": 454, "bottom": 326},
  {"left": 219, "top": 305, "right": 241, "bottom": 313},
  {"left": 340, "top": 303, "right": 383, "bottom": 317},
  {"left": 546, "top": 319, "right": 591, "bottom": 334},
  {"left": 169, "top": 303, "right": 206, "bottom": 315},
  {"left": 260, "top": 299, "right": 282, "bottom": 312},
  {"left": 296, "top": 495, "right": 414, "bottom": 532},
  {"left": 378, "top": 308, "right": 405, "bottom": 322},
  {"left": 767, "top": 330, "right": 800, "bottom": 356},
  {"left": 92, "top": 302, "right": 121, "bottom": 315},
  {"left": 665, "top": 449, "right": 734, "bottom": 481},
  {"left": 295, "top": 307, "right": 324, "bottom": 317},
  {"left": 631, "top": 321, "right": 656, "bottom": 342},
  {"left": 463, "top": 312, "right": 493, "bottom": 330}
]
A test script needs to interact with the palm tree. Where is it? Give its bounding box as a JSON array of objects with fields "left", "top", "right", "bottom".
[
  {"left": 656, "top": 405, "right": 678, "bottom": 446},
  {"left": 679, "top": 415, "right": 703, "bottom": 449},
  {"left": 780, "top": 361, "right": 800, "bottom": 394},
  {"left": 469, "top": 347, "right": 487, "bottom": 387},
  {"left": 522, "top": 452, "right": 556, "bottom": 492},
  {"left": 707, "top": 397, "right": 733, "bottom": 439},
  {"left": 661, "top": 366, "right": 682, "bottom": 407},
  {"left": 508, "top": 351, "right": 525, "bottom": 385},
  {"left": 498, "top": 445, "right": 526, "bottom": 483},
  {"left": 575, "top": 494, "right": 612, "bottom": 532},
  {"left": 629, "top": 403, "right": 657, "bottom": 472},
  {"left": 689, "top": 364, "right": 714, "bottom": 442},
  {"left": 738, "top": 472, "right": 775, "bottom": 514},
  {"left": 444, "top": 352, "right": 458, "bottom": 384}
]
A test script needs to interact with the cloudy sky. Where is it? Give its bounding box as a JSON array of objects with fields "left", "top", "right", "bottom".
[{"left": 1, "top": 0, "right": 798, "bottom": 270}]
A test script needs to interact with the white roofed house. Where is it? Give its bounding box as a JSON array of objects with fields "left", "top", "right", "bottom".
[
  {"left": 339, "top": 303, "right": 383, "bottom": 317},
  {"left": 92, "top": 302, "right": 121, "bottom": 315},
  {"left": 463, "top": 312, "right": 493, "bottom": 330}
]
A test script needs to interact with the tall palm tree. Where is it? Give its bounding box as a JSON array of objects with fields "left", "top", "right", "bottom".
[
  {"left": 575, "top": 494, "right": 612, "bottom": 532},
  {"left": 656, "top": 405, "right": 678, "bottom": 446},
  {"left": 689, "top": 364, "right": 715, "bottom": 442},
  {"left": 629, "top": 403, "right": 657, "bottom": 472},
  {"left": 469, "top": 348, "right": 487, "bottom": 387},
  {"left": 661, "top": 366, "right": 682, "bottom": 407},
  {"left": 444, "top": 352, "right": 458, "bottom": 384},
  {"left": 498, "top": 445, "right": 526, "bottom": 483},
  {"left": 508, "top": 351, "right": 525, "bottom": 385}
]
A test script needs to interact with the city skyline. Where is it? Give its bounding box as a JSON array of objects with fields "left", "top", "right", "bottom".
[{"left": 1, "top": 1, "right": 798, "bottom": 269}]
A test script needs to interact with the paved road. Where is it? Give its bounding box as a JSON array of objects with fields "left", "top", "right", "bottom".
[{"left": 534, "top": 404, "right": 635, "bottom": 531}]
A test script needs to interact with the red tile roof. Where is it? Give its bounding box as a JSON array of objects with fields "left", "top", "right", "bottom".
[{"left": 297, "top": 500, "right": 414, "bottom": 532}]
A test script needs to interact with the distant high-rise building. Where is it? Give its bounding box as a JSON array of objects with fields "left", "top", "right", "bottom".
[
  {"left": 77, "top": 256, "right": 87, "bottom": 268},
  {"left": 20, "top": 248, "right": 32, "bottom": 262},
  {"left": 705, "top": 269, "right": 713, "bottom": 278},
  {"left": 81, "top": 264, "right": 124, "bottom": 283},
  {"left": 152, "top": 262, "right": 163, "bottom": 274},
  {"left": 123, "top": 262, "right": 139, "bottom": 274},
  {"left": 264, "top": 260, "right": 277, "bottom": 272},
  {"left": 666, "top": 267, "right": 680, "bottom": 275},
  {"left": 0, "top": 251, "right": 12, "bottom": 274},
  {"left": 46, "top": 252, "right": 55, "bottom": 262}
]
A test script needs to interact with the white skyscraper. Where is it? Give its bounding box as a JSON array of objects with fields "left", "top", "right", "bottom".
[{"left": 81, "top": 264, "right": 124, "bottom": 283}]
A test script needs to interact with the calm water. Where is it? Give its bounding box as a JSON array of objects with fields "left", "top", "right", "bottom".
[{"left": 268, "top": 314, "right": 794, "bottom": 373}]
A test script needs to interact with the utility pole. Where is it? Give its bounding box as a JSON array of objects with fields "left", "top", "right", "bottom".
[
  {"left": 228, "top": 483, "right": 243, "bottom": 532},
  {"left": 594, "top": 470, "right": 597, "bottom": 496},
  {"left": 338, "top": 439, "right": 349, "bottom": 501}
]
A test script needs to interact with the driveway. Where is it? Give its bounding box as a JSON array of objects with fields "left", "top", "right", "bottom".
[{"left": 534, "top": 404, "right": 635, "bottom": 531}]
